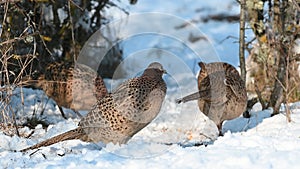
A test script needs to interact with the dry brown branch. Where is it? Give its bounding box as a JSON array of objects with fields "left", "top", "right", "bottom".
[
  {"left": 254, "top": 83, "right": 267, "bottom": 109},
  {"left": 0, "top": 1, "right": 8, "bottom": 37},
  {"left": 285, "top": 49, "right": 291, "bottom": 122},
  {"left": 69, "top": 0, "right": 84, "bottom": 11},
  {"left": 68, "top": 0, "right": 77, "bottom": 61}
]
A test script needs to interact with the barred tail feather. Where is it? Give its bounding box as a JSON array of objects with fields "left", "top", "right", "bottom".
[
  {"left": 176, "top": 90, "right": 211, "bottom": 104},
  {"left": 20, "top": 128, "right": 84, "bottom": 152}
]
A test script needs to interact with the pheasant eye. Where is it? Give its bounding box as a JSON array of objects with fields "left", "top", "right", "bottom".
[{"left": 20, "top": 62, "right": 166, "bottom": 152}]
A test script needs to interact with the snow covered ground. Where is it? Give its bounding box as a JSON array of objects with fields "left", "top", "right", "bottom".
[
  {"left": 1, "top": 0, "right": 300, "bottom": 168},
  {"left": 1, "top": 79, "right": 300, "bottom": 169}
]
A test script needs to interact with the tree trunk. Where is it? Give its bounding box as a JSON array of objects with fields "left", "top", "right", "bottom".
[
  {"left": 268, "top": 0, "right": 288, "bottom": 115},
  {"left": 268, "top": 52, "right": 286, "bottom": 115},
  {"left": 239, "top": 0, "right": 246, "bottom": 83}
]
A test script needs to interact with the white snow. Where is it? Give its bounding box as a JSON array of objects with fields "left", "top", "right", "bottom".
[{"left": 1, "top": 79, "right": 300, "bottom": 169}]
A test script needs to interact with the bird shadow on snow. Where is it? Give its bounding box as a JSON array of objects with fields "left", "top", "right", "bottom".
[{"left": 222, "top": 104, "right": 273, "bottom": 134}]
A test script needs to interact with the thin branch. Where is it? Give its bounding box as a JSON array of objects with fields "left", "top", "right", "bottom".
[
  {"left": 14, "top": 2, "right": 53, "bottom": 57},
  {"left": 254, "top": 83, "right": 267, "bottom": 110},
  {"left": 68, "top": 0, "right": 77, "bottom": 61},
  {"left": 285, "top": 51, "right": 291, "bottom": 122},
  {"left": 218, "top": 35, "right": 239, "bottom": 44},
  {"left": 69, "top": 0, "right": 84, "bottom": 11},
  {"left": 0, "top": 34, "right": 36, "bottom": 46},
  {"left": 273, "top": 74, "right": 287, "bottom": 92},
  {"left": 0, "top": 1, "right": 9, "bottom": 37},
  {"left": 291, "top": 0, "right": 300, "bottom": 11}
]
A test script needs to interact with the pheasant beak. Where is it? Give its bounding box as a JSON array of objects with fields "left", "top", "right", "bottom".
[{"left": 162, "top": 69, "right": 167, "bottom": 74}]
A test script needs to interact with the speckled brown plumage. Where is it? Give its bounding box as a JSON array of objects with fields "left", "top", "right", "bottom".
[
  {"left": 24, "top": 62, "right": 108, "bottom": 118},
  {"left": 176, "top": 62, "right": 247, "bottom": 135},
  {"left": 20, "top": 62, "right": 167, "bottom": 152}
]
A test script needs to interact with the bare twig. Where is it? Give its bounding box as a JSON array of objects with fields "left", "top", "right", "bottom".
[
  {"left": 0, "top": 32, "right": 38, "bottom": 46},
  {"left": 68, "top": 0, "right": 77, "bottom": 61},
  {"left": 14, "top": 2, "right": 53, "bottom": 57},
  {"left": 219, "top": 35, "right": 239, "bottom": 44},
  {"left": 68, "top": 0, "right": 84, "bottom": 11},
  {"left": 0, "top": 1, "right": 9, "bottom": 37},
  {"left": 254, "top": 83, "right": 267, "bottom": 110},
  {"left": 284, "top": 45, "right": 292, "bottom": 122}
]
